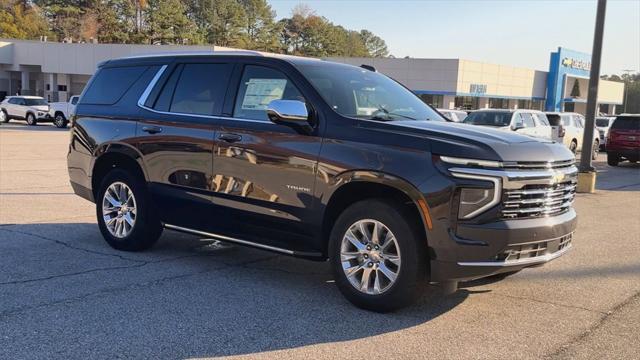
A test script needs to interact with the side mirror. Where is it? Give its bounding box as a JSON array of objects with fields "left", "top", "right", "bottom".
[
  {"left": 512, "top": 122, "right": 525, "bottom": 131},
  {"left": 267, "top": 100, "right": 312, "bottom": 134}
]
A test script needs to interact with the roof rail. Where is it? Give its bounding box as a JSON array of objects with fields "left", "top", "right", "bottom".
[{"left": 116, "top": 50, "right": 265, "bottom": 61}]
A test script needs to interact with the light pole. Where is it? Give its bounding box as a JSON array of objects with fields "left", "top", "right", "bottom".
[
  {"left": 577, "top": 0, "right": 606, "bottom": 192},
  {"left": 622, "top": 69, "right": 635, "bottom": 113}
]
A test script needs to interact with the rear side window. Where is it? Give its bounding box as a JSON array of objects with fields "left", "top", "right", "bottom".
[
  {"left": 562, "top": 115, "right": 572, "bottom": 127},
  {"left": 82, "top": 66, "right": 148, "bottom": 105},
  {"left": 534, "top": 113, "right": 550, "bottom": 126},
  {"left": 612, "top": 116, "right": 640, "bottom": 130},
  {"left": 547, "top": 114, "right": 561, "bottom": 126},
  {"left": 169, "top": 63, "right": 232, "bottom": 116},
  {"left": 8, "top": 98, "right": 18, "bottom": 104}
]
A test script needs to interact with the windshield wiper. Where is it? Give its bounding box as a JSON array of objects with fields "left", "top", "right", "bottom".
[{"left": 370, "top": 107, "right": 416, "bottom": 121}]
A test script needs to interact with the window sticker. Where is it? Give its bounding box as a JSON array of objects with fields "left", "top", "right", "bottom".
[{"left": 241, "top": 78, "right": 287, "bottom": 110}]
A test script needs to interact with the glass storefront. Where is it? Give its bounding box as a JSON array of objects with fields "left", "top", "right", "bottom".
[
  {"left": 454, "top": 96, "right": 479, "bottom": 110},
  {"left": 488, "top": 98, "right": 509, "bottom": 109},
  {"left": 419, "top": 94, "right": 443, "bottom": 108}
]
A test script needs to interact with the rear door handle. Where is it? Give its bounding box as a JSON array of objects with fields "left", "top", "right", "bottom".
[
  {"left": 219, "top": 133, "right": 242, "bottom": 143},
  {"left": 141, "top": 125, "right": 162, "bottom": 134}
]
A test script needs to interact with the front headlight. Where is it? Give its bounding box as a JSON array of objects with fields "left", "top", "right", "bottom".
[
  {"left": 37, "top": 112, "right": 44, "bottom": 116},
  {"left": 458, "top": 188, "right": 496, "bottom": 219}
]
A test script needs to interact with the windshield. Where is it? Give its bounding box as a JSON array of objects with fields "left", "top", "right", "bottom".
[
  {"left": 296, "top": 63, "right": 445, "bottom": 121},
  {"left": 463, "top": 111, "right": 513, "bottom": 127},
  {"left": 596, "top": 118, "right": 611, "bottom": 127},
  {"left": 24, "top": 98, "right": 47, "bottom": 106}
]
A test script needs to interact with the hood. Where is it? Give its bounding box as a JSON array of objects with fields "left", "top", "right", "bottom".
[
  {"left": 30, "top": 105, "right": 50, "bottom": 112},
  {"left": 374, "top": 120, "right": 574, "bottom": 163}
]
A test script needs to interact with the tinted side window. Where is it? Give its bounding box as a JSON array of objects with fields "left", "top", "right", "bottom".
[
  {"left": 233, "top": 65, "right": 304, "bottom": 121},
  {"left": 169, "top": 63, "right": 232, "bottom": 116},
  {"left": 153, "top": 65, "right": 183, "bottom": 112},
  {"left": 611, "top": 116, "right": 640, "bottom": 130},
  {"left": 71, "top": 96, "right": 79, "bottom": 105},
  {"left": 521, "top": 113, "right": 535, "bottom": 127},
  {"left": 573, "top": 115, "right": 584, "bottom": 128},
  {"left": 562, "top": 115, "right": 572, "bottom": 127},
  {"left": 534, "top": 113, "right": 550, "bottom": 126},
  {"left": 82, "top": 66, "right": 148, "bottom": 105},
  {"left": 8, "top": 98, "right": 18, "bottom": 104}
]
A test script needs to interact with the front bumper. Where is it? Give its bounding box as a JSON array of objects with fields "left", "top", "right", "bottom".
[{"left": 428, "top": 160, "right": 578, "bottom": 282}]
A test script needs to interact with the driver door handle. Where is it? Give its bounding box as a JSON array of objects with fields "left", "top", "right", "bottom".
[
  {"left": 219, "top": 133, "right": 242, "bottom": 143},
  {"left": 141, "top": 125, "right": 163, "bottom": 134}
]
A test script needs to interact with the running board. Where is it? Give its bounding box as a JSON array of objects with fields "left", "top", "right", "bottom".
[{"left": 163, "top": 223, "right": 322, "bottom": 258}]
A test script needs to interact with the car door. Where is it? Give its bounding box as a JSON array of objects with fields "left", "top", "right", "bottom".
[
  {"left": 572, "top": 114, "right": 585, "bottom": 150},
  {"left": 210, "top": 62, "right": 323, "bottom": 253},
  {"left": 15, "top": 98, "right": 28, "bottom": 118},
  {"left": 135, "top": 61, "right": 233, "bottom": 232},
  {"left": 4, "top": 98, "right": 16, "bottom": 116}
]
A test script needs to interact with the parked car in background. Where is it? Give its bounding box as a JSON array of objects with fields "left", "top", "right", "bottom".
[
  {"left": 437, "top": 109, "right": 467, "bottom": 122},
  {"left": 68, "top": 52, "right": 578, "bottom": 312},
  {"left": 545, "top": 112, "right": 599, "bottom": 159},
  {"left": 0, "top": 96, "right": 51, "bottom": 125},
  {"left": 49, "top": 95, "right": 80, "bottom": 128},
  {"left": 596, "top": 116, "right": 615, "bottom": 149},
  {"left": 607, "top": 114, "right": 640, "bottom": 166},
  {"left": 462, "top": 109, "right": 553, "bottom": 141}
]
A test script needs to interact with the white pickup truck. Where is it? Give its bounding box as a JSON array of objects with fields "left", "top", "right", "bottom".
[{"left": 49, "top": 95, "right": 79, "bottom": 128}]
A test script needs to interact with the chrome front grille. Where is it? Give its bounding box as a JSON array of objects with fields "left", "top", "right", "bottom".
[
  {"left": 502, "top": 159, "right": 576, "bottom": 170},
  {"left": 502, "top": 181, "right": 576, "bottom": 219}
]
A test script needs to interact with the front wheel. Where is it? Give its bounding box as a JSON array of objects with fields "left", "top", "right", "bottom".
[
  {"left": 569, "top": 140, "right": 577, "bottom": 154},
  {"left": 329, "top": 199, "right": 428, "bottom": 312},
  {"left": 592, "top": 141, "right": 600, "bottom": 160},
  {"left": 54, "top": 113, "right": 68, "bottom": 128},
  {"left": 96, "top": 168, "right": 163, "bottom": 251},
  {"left": 26, "top": 113, "right": 37, "bottom": 126},
  {"left": 0, "top": 110, "right": 8, "bottom": 123}
]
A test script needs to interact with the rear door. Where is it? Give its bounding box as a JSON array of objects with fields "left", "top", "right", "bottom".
[
  {"left": 135, "top": 60, "right": 233, "bottom": 231},
  {"left": 209, "top": 62, "right": 323, "bottom": 254}
]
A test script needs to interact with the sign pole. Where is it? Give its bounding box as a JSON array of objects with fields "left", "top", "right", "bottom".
[{"left": 577, "top": 0, "right": 607, "bottom": 192}]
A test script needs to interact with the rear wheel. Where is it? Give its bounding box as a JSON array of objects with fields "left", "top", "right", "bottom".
[
  {"left": 26, "top": 113, "right": 37, "bottom": 126},
  {"left": 96, "top": 168, "right": 162, "bottom": 251},
  {"left": 607, "top": 152, "right": 620, "bottom": 166},
  {"left": 329, "top": 199, "right": 428, "bottom": 312},
  {"left": 54, "top": 113, "right": 68, "bottom": 128}
]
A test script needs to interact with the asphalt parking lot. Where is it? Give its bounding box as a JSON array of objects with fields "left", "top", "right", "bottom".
[{"left": 1, "top": 122, "right": 639, "bottom": 359}]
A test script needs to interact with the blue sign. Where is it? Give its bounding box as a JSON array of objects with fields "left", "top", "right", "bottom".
[{"left": 545, "top": 47, "right": 591, "bottom": 111}]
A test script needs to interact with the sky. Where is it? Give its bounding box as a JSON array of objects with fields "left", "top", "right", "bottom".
[{"left": 268, "top": 0, "right": 640, "bottom": 75}]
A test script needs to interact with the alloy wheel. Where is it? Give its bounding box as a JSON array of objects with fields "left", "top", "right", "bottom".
[
  {"left": 55, "top": 115, "right": 65, "bottom": 128},
  {"left": 340, "top": 219, "right": 401, "bottom": 295},
  {"left": 102, "top": 182, "right": 137, "bottom": 238}
]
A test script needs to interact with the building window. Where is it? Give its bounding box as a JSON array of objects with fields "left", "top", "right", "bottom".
[
  {"left": 419, "top": 94, "right": 443, "bottom": 108},
  {"left": 489, "top": 98, "right": 509, "bottom": 109},
  {"left": 531, "top": 100, "right": 543, "bottom": 110},
  {"left": 564, "top": 103, "right": 575, "bottom": 112},
  {"left": 454, "top": 96, "right": 479, "bottom": 110},
  {"left": 57, "top": 85, "right": 67, "bottom": 92},
  {"left": 517, "top": 99, "right": 531, "bottom": 109}
]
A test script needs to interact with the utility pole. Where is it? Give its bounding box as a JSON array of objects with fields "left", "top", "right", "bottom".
[
  {"left": 622, "top": 69, "right": 635, "bottom": 113},
  {"left": 577, "top": 0, "right": 606, "bottom": 192}
]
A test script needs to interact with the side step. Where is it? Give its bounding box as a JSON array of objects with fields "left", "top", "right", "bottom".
[{"left": 163, "top": 223, "right": 323, "bottom": 258}]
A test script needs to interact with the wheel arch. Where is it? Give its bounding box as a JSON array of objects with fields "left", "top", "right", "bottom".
[
  {"left": 321, "top": 171, "right": 432, "bottom": 256},
  {"left": 91, "top": 144, "right": 148, "bottom": 199}
]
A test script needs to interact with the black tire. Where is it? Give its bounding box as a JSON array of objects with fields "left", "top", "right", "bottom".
[
  {"left": 329, "top": 199, "right": 428, "bottom": 312},
  {"left": 569, "top": 140, "right": 577, "bottom": 154},
  {"left": 0, "top": 110, "right": 9, "bottom": 123},
  {"left": 592, "top": 141, "right": 599, "bottom": 160},
  {"left": 607, "top": 152, "right": 620, "bottom": 166},
  {"left": 54, "top": 113, "right": 68, "bottom": 128},
  {"left": 26, "top": 113, "right": 37, "bottom": 126},
  {"left": 96, "top": 168, "right": 162, "bottom": 251}
]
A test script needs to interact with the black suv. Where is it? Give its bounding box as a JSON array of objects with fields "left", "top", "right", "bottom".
[{"left": 68, "top": 52, "right": 577, "bottom": 311}]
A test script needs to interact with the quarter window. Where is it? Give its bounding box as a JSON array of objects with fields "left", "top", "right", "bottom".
[
  {"left": 169, "top": 63, "right": 232, "bottom": 116},
  {"left": 82, "top": 66, "right": 148, "bottom": 105},
  {"left": 233, "top": 65, "right": 304, "bottom": 121}
]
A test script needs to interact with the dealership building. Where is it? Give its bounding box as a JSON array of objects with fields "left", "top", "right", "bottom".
[{"left": 0, "top": 39, "right": 624, "bottom": 114}]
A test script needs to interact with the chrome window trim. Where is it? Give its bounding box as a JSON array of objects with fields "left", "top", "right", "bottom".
[
  {"left": 136, "top": 64, "right": 279, "bottom": 125},
  {"left": 450, "top": 172, "right": 502, "bottom": 219}
]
